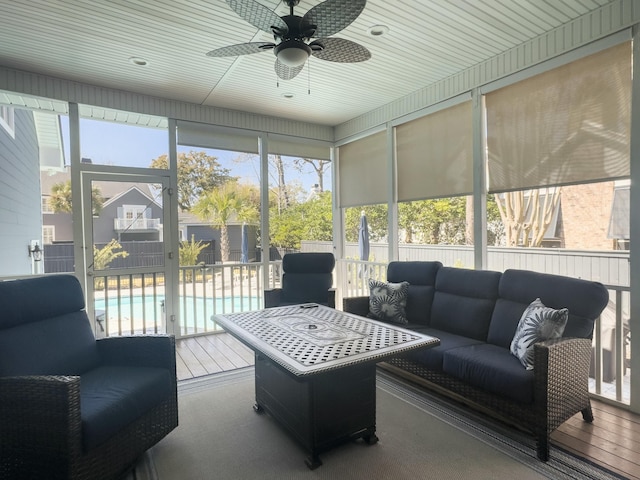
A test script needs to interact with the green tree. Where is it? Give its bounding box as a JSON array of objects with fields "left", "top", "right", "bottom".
[
  {"left": 179, "top": 235, "right": 207, "bottom": 266},
  {"left": 150, "top": 151, "right": 234, "bottom": 211},
  {"left": 192, "top": 183, "right": 243, "bottom": 262},
  {"left": 270, "top": 191, "right": 333, "bottom": 249},
  {"left": 93, "top": 239, "right": 128, "bottom": 270},
  {"left": 50, "top": 180, "right": 103, "bottom": 215},
  {"left": 344, "top": 205, "right": 388, "bottom": 243}
]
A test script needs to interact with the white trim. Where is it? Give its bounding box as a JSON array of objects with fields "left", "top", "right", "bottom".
[
  {"left": 0, "top": 105, "right": 15, "bottom": 138},
  {"left": 390, "top": 92, "right": 472, "bottom": 128}
]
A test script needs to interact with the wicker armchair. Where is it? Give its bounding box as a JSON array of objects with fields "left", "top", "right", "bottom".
[{"left": 0, "top": 275, "right": 178, "bottom": 480}]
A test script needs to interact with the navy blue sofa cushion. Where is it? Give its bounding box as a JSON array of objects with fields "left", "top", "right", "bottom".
[
  {"left": 430, "top": 267, "right": 501, "bottom": 341},
  {"left": 487, "top": 269, "right": 609, "bottom": 347},
  {"left": 281, "top": 253, "right": 335, "bottom": 305},
  {"left": 387, "top": 261, "right": 442, "bottom": 326},
  {"left": 81, "top": 366, "right": 173, "bottom": 451},
  {"left": 443, "top": 344, "right": 535, "bottom": 404},
  {"left": 407, "top": 327, "right": 484, "bottom": 370}
]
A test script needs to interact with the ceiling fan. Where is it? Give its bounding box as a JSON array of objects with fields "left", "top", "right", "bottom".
[{"left": 206, "top": 0, "right": 370, "bottom": 80}]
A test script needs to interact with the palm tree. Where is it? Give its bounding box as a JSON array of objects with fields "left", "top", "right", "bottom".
[
  {"left": 192, "top": 185, "right": 241, "bottom": 262},
  {"left": 50, "top": 180, "right": 103, "bottom": 215}
]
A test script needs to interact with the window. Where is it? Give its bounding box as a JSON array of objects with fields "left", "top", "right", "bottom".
[
  {"left": 0, "top": 105, "right": 15, "bottom": 137},
  {"left": 41, "top": 196, "right": 54, "bottom": 214},
  {"left": 43, "top": 226, "right": 55, "bottom": 245}
]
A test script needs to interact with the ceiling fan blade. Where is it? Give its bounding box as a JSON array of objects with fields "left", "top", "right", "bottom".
[
  {"left": 225, "top": 0, "right": 288, "bottom": 34},
  {"left": 275, "top": 59, "right": 304, "bottom": 80},
  {"left": 206, "top": 42, "right": 275, "bottom": 57},
  {"left": 302, "top": 0, "right": 366, "bottom": 38},
  {"left": 310, "top": 38, "right": 371, "bottom": 63}
]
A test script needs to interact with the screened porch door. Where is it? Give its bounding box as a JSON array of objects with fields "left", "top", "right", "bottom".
[{"left": 82, "top": 171, "right": 176, "bottom": 337}]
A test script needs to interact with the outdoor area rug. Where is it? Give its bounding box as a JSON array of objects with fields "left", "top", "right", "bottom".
[{"left": 130, "top": 367, "right": 623, "bottom": 480}]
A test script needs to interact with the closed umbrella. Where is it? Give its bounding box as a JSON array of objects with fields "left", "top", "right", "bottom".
[
  {"left": 241, "top": 223, "right": 249, "bottom": 263},
  {"left": 358, "top": 211, "right": 370, "bottom": 261}
]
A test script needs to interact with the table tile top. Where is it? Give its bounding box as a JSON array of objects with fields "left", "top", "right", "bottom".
[{"left": 213, "top": 304, "right": 439, "bottom": 376}]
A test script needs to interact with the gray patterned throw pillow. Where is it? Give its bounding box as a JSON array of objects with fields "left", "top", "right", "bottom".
[
  {"left": 510, "top": 298, "right": 569, "bottom": 370},
  {"left": 368, "top": 279, "right": 410, "bottom": 325}
]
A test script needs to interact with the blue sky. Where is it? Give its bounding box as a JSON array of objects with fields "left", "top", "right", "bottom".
[{"left": 59, "top": 116, "right": 331, "bottom": 195}]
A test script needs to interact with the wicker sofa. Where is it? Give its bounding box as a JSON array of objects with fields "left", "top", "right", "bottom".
[
  {"left": 343, "top": 261, "right": 609, "bottom": 461},
  {"left": 0, "top": 275, "right": 178, "bottom": 480}
]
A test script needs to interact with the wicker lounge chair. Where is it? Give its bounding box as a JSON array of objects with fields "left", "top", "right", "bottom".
[{"left": 0, "top": 275, "right": 178, "bottom": 480}]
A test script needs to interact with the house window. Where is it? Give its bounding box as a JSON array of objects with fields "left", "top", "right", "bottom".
[
  {"left": 42, "top": 196, "right": 54, "bottom": 214},
  {"left": 0, "top": 105, "right": 15, "bottom": 138},
  {"left": 43, "top": 226, "right": 55, "bottom": 245}
]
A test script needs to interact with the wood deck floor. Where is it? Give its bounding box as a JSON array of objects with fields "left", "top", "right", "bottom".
[{"left": 176, "top": 333, "right": 640, "bottom": 479}]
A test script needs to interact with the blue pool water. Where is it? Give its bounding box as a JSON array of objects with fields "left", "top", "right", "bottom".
[{"left": 94, "top": 295, "right": 260, "bottom": 332}]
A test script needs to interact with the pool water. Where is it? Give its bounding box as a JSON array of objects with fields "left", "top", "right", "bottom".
[{"left": 94, "top": 295, "right": 260, "bottom": 333}]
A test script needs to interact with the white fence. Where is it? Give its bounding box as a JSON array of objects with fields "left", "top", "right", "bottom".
[{"left": 302, "top": 241, "right": 630, "bottom": 287}]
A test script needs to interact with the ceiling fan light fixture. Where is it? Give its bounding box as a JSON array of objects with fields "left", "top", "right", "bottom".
[{"left": 275, "top": 40, "right": 311, "bottom": 67}]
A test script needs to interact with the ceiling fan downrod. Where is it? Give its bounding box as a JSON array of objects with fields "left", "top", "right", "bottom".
[{"left": 283, "top": 0, "right": 301, "bottom": 15}]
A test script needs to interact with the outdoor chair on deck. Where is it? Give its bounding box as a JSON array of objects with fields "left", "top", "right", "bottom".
[
  {"left": 265, "top": 252, "right": 336, "bottom": 308},
  {"left": 0, "top": 275, "right": 178, "bottom": 480}
]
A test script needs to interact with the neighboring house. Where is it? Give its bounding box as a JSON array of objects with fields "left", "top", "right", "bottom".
[
  {"left": 0, "top": 107, "right": 58, "bottom": 276},
  {"left": 179, "top": 211, "right": 258, "bottom": 263},
  {"left": 41, "top": 166, "right": 163, "bottom": 244}
]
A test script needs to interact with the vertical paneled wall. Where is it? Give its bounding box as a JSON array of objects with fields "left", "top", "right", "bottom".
[{"left": 0, "top": 109, "right": 42, "bottom": 275}]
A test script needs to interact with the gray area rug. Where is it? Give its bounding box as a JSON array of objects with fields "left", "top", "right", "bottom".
[{"left": 131, "top": 367, "right": 622, "bottom": 480}]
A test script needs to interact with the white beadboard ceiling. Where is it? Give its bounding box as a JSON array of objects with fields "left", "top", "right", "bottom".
[{"left": 0, "top": 0, "right": 616, "bottom": 127}]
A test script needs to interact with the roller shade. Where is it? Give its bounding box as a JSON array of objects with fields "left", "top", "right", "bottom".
[
  {"left": 396, "top": 101, "right": 472, "bottom": 201},
  {"left": 338, "top": 131, "right": 387, "bottom": 207},
  {"left": 486, "top": 42, "right": 631, "bottom": 193},
  {"left": 268, "top": 134, "right": 331, "bottom": 160},
  {"left": 177, "top": 120, "right": 258, "bottom": 153}
]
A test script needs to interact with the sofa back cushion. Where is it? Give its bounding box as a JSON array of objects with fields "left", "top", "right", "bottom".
[
  {"left": 0, "top": 275, "right": 100, "bottom": 376},
  {"left": 387, "top": 261, "right": 442, "bottom": 326},
  {"left": 430, "top": 267, "right": 501, "bottom": 341},
  {"left": 487, "top": 269, "right": 609, "bottom": 348}
]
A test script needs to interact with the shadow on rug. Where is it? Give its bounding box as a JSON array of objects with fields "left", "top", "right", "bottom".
[{"left": 129, "top": 367, "right": 623, "bottom": 480}]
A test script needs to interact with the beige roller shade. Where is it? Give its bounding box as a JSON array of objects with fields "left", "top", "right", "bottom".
[
  {"left": 177, "top": 120, "right": 259, "bottom": 153},
  {"left": 396, "top": 101, "right": 473, "bottom": 201},
  {"left": 338, "top": 131, "right": 387, "bottom": 207},
  {"left": 486, "top": 42, "right": 631, "bottom": 193}
]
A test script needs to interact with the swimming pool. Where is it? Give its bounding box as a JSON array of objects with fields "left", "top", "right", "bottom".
[{"left": 94, "top": 294, "right": 261, "bottom": 334}]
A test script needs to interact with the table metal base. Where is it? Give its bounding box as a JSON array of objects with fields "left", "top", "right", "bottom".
[{"left": 254, "top": 353, "right": 378, "bottom": 469}]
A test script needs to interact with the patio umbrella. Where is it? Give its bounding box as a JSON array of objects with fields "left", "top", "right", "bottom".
[
  {"left": 358, "top": 211, "right": 370, "bottom": 261},
  {"left": 241, "top": 223, "right": 249, "bottom": 263}
]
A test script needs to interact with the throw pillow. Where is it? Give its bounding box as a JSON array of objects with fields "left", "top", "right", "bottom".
[
  {"left": 510, "top": 298, "right": 569, "bottom": 370},
  {"left": 368, "top": 279, "right": 410, "bottom": 325}
]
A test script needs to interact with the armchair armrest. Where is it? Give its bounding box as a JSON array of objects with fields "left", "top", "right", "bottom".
[
  {"left": 327, "top": 288, "right": 336, "bottom": 308},
  {"left": 343, "top": 296, "right": 369, "bottom": 317},
  {"left": 264, "top": 288, "right": 282, "bottom": 308},
  {"left": 0, "top": 375, "right": 83, "bottom": 474},
  {"left": 97, "top": 335, "right": 176, "bottom": 372},
  {"left": 534, "top": 337, "right": 592, "bottom": 428}
]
